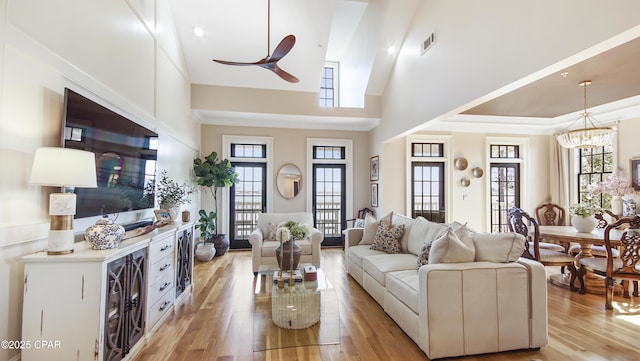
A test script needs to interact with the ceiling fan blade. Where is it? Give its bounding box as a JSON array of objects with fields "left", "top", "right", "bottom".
[
  {"left": 212, "top": 59, "right": 259, "bottom": 66},
  {"left": 269, "top": 35, "right": 296, "bottom": 62},
  {"left": 269, "top": 63, "right": 299, "bottom": 83}
]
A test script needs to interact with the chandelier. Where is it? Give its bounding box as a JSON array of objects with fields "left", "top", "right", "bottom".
[{"left": 556, "top": 80, "right": 614, "bottom": 149}]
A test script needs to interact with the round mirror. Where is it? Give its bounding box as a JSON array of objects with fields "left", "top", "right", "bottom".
[{"left": 277, "top": 163, "right": 302, "bottom": 199}]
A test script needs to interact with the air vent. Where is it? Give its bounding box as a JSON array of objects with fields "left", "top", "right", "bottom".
[{"left": 421, "top": 32, "right": 436, "bottom": 55}]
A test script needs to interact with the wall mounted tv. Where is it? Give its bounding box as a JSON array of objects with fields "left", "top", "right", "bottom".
[{"left": 62, "top": 88, "right": 158, "bottom": 218}]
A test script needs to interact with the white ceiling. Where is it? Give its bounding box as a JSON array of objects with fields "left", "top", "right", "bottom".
[{"left": 170, "top": 0, "right": 640, "bottom": 133}]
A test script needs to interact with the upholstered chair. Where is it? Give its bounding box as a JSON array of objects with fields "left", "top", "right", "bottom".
[
  {"left": 248, "top": 212, "right": 324, "bottom": 274},
  {"left": 508, "top": 207, "right": 580, "bottom": 291}
]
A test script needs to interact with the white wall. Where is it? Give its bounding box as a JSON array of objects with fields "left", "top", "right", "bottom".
[
  {"left": 376, "top": 0, "right": 640, "bottom": 144},
  {"left": 0, "top": 1, "right": 199, "bottom": 359}
]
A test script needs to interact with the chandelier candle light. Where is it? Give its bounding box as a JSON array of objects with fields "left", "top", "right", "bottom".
[{"left": 556, "top": 80, "right": 615, "bottom": 149}]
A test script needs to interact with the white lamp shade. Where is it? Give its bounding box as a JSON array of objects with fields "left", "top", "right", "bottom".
[{"left": 29, "top": 147, "right": 97, "bottom": 188}]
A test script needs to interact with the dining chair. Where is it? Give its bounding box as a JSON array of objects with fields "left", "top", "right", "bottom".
[
  {"left": 577, "top": 216, "right": 640, "bottom": 309},
  {"left": 534, "top": 203, "right": 571, "bottom": 274},
  {"left": 507, "top": 207, "right": 580, "bottom": 291}
]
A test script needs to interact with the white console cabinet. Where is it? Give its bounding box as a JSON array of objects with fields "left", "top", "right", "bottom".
[{"left": 21, "top": 222, "right": 194, "bottom": 361}]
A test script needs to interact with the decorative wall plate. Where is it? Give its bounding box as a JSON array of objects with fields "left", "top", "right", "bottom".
[
  {"left": 454, "top": 157, "right": 468, "bottom": 170},
  {"left": 472, "top": 167, "right": 484, "bottom": 178},
  {"left": 460, "top": 177, "right": 471, "bottom": 187}
]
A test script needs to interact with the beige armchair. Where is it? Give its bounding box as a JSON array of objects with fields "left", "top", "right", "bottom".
[{"left": 249, "top": 212, "right": 324, "bottom": 274}]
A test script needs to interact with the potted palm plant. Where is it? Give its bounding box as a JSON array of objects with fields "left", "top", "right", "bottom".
[{"left": 193, "top": 151, "right": 239, "bottom": 256}]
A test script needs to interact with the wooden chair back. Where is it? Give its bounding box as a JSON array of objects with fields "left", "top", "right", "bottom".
[
  {"left": 603, "top": 216, "right": 640, "bottom": 309},
  {"left": 507, "top": 207, "right": 538, "bottom": 260},
  {"left": 535, "top": 203, "right": 566, "bottom": 226}
]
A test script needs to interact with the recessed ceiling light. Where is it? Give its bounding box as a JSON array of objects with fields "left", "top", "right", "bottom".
[
  {"left": 387, "top": 46, "right": 396, "bottom": 55},
  {"left": 193, "top": 27, "right": 204, "bottom": 37}
]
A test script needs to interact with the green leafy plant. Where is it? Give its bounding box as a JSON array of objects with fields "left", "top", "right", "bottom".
[
  {"left": 193, "top": 151, "right": 240, "bottom": 235},
  {"left": 569, "top": 203, "right": 602, "bottom": 217},
  {"left": 153, "top": 170, "right": 196, "bottom": 209},
  {"left": 197, "top": 209, "right": 216, "bottom": 240}
]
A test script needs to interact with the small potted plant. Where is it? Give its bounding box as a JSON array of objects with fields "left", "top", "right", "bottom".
[
  {"left": 569, "top": 203, "right": 601, "bottom": 233},
  {"left": 153, "top": 170, "right": 196, "bottom": 221},
  {"left": 193, "top": 151, "right": 239, "bottom": 256},
  {"left": 194, "top": 209, "right": 216, "bottom": 262}
]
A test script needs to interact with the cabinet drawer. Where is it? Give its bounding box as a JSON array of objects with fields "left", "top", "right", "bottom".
[
  {"left": 149, "top": 236, "right": 174, "bottom": 262},
  {"left": 149, "top": 253, "right": 174, "bottom": 285},
  {"left": 148, "top": 271, "right": 174, "bottom": 305},
  {"left": 148, "top": 290, "right": 174, "bottom": 329}
]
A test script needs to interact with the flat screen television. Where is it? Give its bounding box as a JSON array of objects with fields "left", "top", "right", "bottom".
[{"left": 62, "top": 88, "right": 158, "bottom": 218}]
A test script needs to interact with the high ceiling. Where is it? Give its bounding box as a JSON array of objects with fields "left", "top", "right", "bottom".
[{"left": 170, "top": 0, "right": 640, "bottom": 133}]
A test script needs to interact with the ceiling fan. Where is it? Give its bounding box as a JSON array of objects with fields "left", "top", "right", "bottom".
[{"left": 212, "top": 0, "right": 299, "bottom": 83}]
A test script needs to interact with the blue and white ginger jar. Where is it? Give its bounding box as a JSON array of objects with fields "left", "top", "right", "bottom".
[{"left": 85, "top": 216, "right": 125, "bottom": 250}]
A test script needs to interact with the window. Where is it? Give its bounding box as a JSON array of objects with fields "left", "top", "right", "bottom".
[
  {"left": 578, "top": 144, "right": 613, "bottom": 208},
  {"left": 412, "top": 143, "right": 443, "bottom": 157},
  {"left": 313, "top": 146, "right": 345, "bottom": 160},
  {"left": 489, "top": 145, "right": 521, "bottom": 232},
  {"left": 319, "top": 63, "right": 338, "bottom": 107},
  {"left": 411, "top": 162, "right": 445, "bottom": 222},
  {"left": 223, "top": 136, "right": 273, "bottom": 249}
]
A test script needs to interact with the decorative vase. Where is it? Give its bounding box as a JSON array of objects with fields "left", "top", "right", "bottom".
[
  {"left": 275, "top": 239, "right": 302, "bottom": 270},
  {"left": 611, "top": 196, "right": 623, "bottom": 216},
  {"left": 209, "top": 234, "right": 229, "bottom": 256},
  {"left": 84, "top": 216, "right": 125, "bottom": 250},
  {"left": 623, "top": 197, "right": 636, "bottom": 216},
  {"left": 195, "top": 242, "right": 215, "bottom": 262},
  {"left": 571, "top": 215, "right": 597, "bottom": 233}
]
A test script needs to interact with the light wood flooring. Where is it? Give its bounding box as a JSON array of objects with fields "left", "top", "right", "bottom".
[{"left": 134, "top": 249, "right": 640, "bottom": 361}]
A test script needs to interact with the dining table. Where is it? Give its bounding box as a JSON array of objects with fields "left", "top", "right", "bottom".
[{"left": 538, "top": 225, "right": 623, "bottom": 295}]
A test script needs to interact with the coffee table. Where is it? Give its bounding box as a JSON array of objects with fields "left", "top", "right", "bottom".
[{"left": 253, "top": 264, "right": 339, "bottom": 351}]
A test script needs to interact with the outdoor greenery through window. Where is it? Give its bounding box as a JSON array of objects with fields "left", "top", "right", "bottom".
[{"left": 578, "top": 144, "right": 613, "bottom": 209}]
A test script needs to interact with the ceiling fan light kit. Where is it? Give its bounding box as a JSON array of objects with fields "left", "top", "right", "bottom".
[
  {"left": 211, "top": 0, "right": 299, "bottom": 83},
  {"left": 556, "top": 80, "right": 614, "bottom": 149}
]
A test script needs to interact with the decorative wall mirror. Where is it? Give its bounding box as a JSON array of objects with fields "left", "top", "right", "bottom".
[{"left": 276, "top": 163, "right": 302, "bottom": 199}]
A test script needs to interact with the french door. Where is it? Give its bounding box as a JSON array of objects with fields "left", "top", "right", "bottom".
[
  {"left": 229, "top": 162, "right": 266, "bottom": 249},
  {"left": 312, "top": 164, "right": 346, "bottom": 247},
  {"left": 490, "top": 162, "right": 520, "bottom": 232}
]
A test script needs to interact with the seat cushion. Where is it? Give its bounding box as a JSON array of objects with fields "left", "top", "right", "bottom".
[
  {"left": 362, "top": 253, "right": 418, "bottom": 286},
  {"left": 538, "top": 248, "right": 575, "bottom": 263},
  {"left": 348, "top": 245, "right": 386, "bottom": 268},
  {"left": 531, "top": 241, "right": 566, "bottom": 252},
  {"left": 579, "top": 256, "right": 623, "bottom": 273},
  {"left": 386, "top": 270, "right": 419, "bottom": 313},
  {"left": 569, "top": 244, "right": 620, "bottom": 257}
]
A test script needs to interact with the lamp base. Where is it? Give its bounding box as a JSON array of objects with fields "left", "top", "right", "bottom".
[{"left": 48, "top": 227, "right": 75, "bottom": 255}]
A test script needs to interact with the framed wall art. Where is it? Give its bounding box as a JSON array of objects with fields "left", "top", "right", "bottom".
[
  {"left": 630, "top": 157, "right": 640, "bottom": 190},
  {"left": 370, "top": 156, "right": 379, "bottom": 181},
  {"left": 371, "top": 183, "right": 379, "bottom": 207}
]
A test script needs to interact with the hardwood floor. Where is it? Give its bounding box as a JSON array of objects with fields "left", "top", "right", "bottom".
[{"left": 134, "top": 249, "right": 640, "bottom": 361}]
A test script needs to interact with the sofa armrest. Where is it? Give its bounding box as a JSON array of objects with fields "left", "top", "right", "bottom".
[
  {"left": 309, "top": 228, "right": 324, "bottom": 268},
  {"left": 343, "top": 228, "right": 364, "bottom": 248},
  {"left": 249, "top": 228, "right": 264, "bottom": 273}
]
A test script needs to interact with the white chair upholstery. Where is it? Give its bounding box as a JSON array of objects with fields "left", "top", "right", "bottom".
[{"left": 248, "top": 212, "right": 324, "bottom": 274}]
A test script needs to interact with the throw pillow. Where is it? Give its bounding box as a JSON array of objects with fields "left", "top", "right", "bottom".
[
  {"left": 370, "top": 222, "right": 405, "bottom": 254},
  {"left": 428, "top": 227, "right": 476, "bottom": 264},
  {"left": 407, "top": 216, "right": 449, "bottom": 256},
  {"left": 353, "top": 218, "right": 366, "bottom": 228},
  {"left": 417, "top": 239, "right": 436, "bottom": 268},
  {"left": 264, "top": 222, "right": 277, "bottom": 241},
  {"left": 473, "top": 232, "right": 526, "bottom": 262},
  {"left": 359, "top": 211, "right": 393, "bottom": 245}
]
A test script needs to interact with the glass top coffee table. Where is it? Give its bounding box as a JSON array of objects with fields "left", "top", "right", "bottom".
[{"left": 253, "top": 264, "right": 339, "bottom": 351}]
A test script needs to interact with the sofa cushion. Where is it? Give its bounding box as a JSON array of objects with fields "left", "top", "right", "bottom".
[
  {"left": 473, "top": 232, "right": 526, "bottom": 262},
  {"left": 417, "top": 239, "right": 435, "bottom": 268},
  {"left": 363, "top": 253, "right": 418, "bottom": 286},
  {"left": 392, "top": 213, "right": 415, "bottom": 253},
  {"left": 370, "top": 222, "right": 405, "bottom": 254},
  {"left": 386, "top": 270, "right": 420, "bottom": 313},
  {"left": 407, "top": 217, "right": 449, "bottom": 256},
  {"left": 348, "top": 244, "right": 386, "bottom": 268},
  {"left": 428, "top": 227, "right": 476, "bottom": 264},
  {"left": 360, "top": 212, "right": 393, "bottom": 245}
]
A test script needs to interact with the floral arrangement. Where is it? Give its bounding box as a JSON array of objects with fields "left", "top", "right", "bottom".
[
  {"left": 588, "top": 169, "right": 635, "bottom": 197},
  {"left": 569, "top": 203, "right": 601, "bottom": 217},
  {"left": 275, "top": 220, "right": 312, "bottom": 242},
  {"left": 154, "top": 170, "right": 196, "bottom": 209}
]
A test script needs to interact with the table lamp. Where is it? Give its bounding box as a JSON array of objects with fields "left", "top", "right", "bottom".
[{"left": 29, "top": 147, "right": 97, "bottom": 255}]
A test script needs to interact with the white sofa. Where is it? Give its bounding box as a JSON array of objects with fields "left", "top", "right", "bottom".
[
  {"left": 249, "top": 212, "right": 324, "bottom": 274},
  {"left": 344, "top": 212, "right": 548, "bottom": 359}
]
